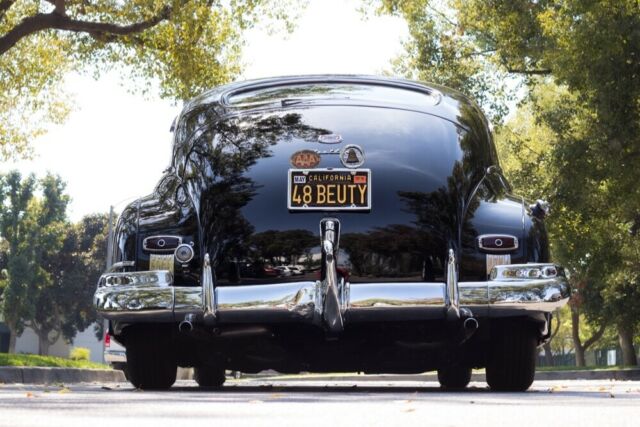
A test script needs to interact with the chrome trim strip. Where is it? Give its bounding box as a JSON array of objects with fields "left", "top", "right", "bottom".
[
  {"left": 477, "top": 234, "right": 519, "bottom": 252},
  {"left": 142, "top": 235, "right": 183, "bottom": 252},
  {"left": 221, "top": 76, "right": 442, "bottom": 107}
]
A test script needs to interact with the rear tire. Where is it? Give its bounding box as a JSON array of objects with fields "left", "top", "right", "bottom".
[
  {"left": 194, "top": 365, "right": 226, "bottom": 388},
  {"left": 125, "top": 326, "right": 176, "bottom": 390},
  {"left": 437, "top": 366, "right": 472, "bottom": 389},
  {"left": 486, "top": 320, "right": 537, "bottom": 392}
]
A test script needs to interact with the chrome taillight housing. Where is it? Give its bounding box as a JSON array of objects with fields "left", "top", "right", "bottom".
[
  {"left": 143, "top": 235, "right": 182, "bottom": 252},
  {"left": 477, "top": 234, "right": 518, "bottom": 252}
]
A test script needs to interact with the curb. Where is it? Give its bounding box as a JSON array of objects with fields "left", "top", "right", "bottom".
[
  {"left": 534, "top": 369, "right": 640, "bottom": 381},
  {"left": 252, "top": 369, "right": 640, "bottom": 383},
  {"left": 0, "top": 367, "right": 125, "bottom": 384}
]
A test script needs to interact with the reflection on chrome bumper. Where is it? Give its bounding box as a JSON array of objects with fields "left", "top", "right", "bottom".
[
  {"left": 94, "top": 271, "right": 175, "bottom": 321},
  {"left": 95, "top": 264, "right": 570, "bottom": 324}
]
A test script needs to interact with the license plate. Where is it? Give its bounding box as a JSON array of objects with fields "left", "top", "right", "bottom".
[{"left": 288, "top": 169, "right": 371, "bottom": 211}]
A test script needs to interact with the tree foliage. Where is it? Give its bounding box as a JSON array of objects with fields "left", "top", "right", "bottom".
[
  {"left": 47, "top": 213, "right": 108, "bottom": 346},
  {"left": 378, "top": 0, "right": 640, "bottom": 364},
  {"left": 0, "top": 171, "right": 67, "bottom": 353},
  {"left": 0, "top": 0, "right": 302, "bottom": 159},
  {"left": 0, "top": 171, "right": 107, "bottom": 354},
  {"left": 477, "top": 1, "right": 640, "bottom": 363},
  {"left": 368, "top": 0, "right": 515, "bottom": 122}
]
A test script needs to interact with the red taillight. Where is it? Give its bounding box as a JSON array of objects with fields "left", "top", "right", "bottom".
[{"left": 105, "top": 333, "right": 111, "bottom": 347}]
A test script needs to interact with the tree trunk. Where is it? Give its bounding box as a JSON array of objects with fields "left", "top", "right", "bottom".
[
  {"left": 37, "top": 332, "right": 51, "bottom": 356},
  {"left": 6, "top": 320, "right": 18, "bottom": 353},
  {"left": 543, "top": 342, "right": 554, "bottom": 366},
  {"left": 571, "top": 306, "right": 586, "bottom": 367},
  {"left": 574, "top": 343, "right": 586, "bottom": 367},
  {"left": 570, "top": 306, "right": 606, "bottom": 367},
  {"left": 8, "top": 330, "right": 17, "bottom": 354},
  {"left": 618, "top": 325, "right": 638, "bottom": 366}
]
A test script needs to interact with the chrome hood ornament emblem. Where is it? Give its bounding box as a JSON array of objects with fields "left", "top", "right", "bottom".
[
  {"left": 339, "top": 144, "right": 365, "bottom": 168},
  {"left": 318, "top": 133, "right": 343, "bottom": 144}
]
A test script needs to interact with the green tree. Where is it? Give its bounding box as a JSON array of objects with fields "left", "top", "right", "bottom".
[
  {"left": 495, "top": 83, "right": 615, "bottom": 365},
  {"left": 378, "top": 0, "right": 640, "bottom": 365},
  {"left": 0, "top": 171, "right": 37, "bottom": 352},
  {"left": 0, "top": 172, "right": 69, "bottom": 355},
  {"left": 0, "top": 0, "right": 301, "bottom": 159},
  {"left": 368, "top": 0, "right": 514, "bottom": 122},
  {"left": 0, "top": 172, "right": 110, "bottom": 354},
  {"left": 47, "top": 213, "right": 109, "bottom": 349}
]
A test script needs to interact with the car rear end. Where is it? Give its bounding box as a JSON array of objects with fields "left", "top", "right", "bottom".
[{"left": 95, "top": 76, "right": 569, "bottom": 391}]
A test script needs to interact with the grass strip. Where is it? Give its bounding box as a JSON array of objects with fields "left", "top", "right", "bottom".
[{"left": 0, "top": 353, "right": 110, "bottom": 369}]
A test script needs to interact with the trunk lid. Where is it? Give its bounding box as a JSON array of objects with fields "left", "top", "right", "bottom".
[{"left": 188, "top": 106, "right": 491, "bottom": 285}]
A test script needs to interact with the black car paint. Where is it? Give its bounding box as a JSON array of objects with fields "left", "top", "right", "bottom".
[
  {"left": 108, "top": 76, "right": 553, "bottom": 373},
  {"left": 111, "top": 77, "right": 547, "bottom": 290}
]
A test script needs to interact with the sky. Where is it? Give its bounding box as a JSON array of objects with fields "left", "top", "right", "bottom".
[{"left": 1, "top": 0, "right": 408, "bottom": 221}]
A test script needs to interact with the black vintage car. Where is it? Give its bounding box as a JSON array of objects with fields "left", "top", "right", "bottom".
[{"left": 95, "top": 75, "right": 569, "bottom": 391}]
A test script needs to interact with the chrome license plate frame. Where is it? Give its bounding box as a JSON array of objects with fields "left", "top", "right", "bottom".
[{"left": 287, "top": 168, "right": 371, "bottom": 211}]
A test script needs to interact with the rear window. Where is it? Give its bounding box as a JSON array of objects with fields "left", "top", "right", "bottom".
[{"left": 226, "top": 82, "right": 440, "bottom": 109}]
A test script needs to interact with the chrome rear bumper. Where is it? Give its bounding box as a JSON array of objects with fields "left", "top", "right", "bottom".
[{"left": 94, "top": 263, "right": 570, "bottom": 325}]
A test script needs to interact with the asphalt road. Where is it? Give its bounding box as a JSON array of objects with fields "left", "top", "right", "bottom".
[{"left": 1, "top": 377, "right": 639, "bottom": 427}]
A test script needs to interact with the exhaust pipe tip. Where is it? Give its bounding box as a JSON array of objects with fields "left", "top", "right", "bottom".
[
  {"left": 463, "top": 317, "right": 479, "bottom": 331},
  {"left": 178, "top": 319, "right": 193, "bottom": 333}
]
